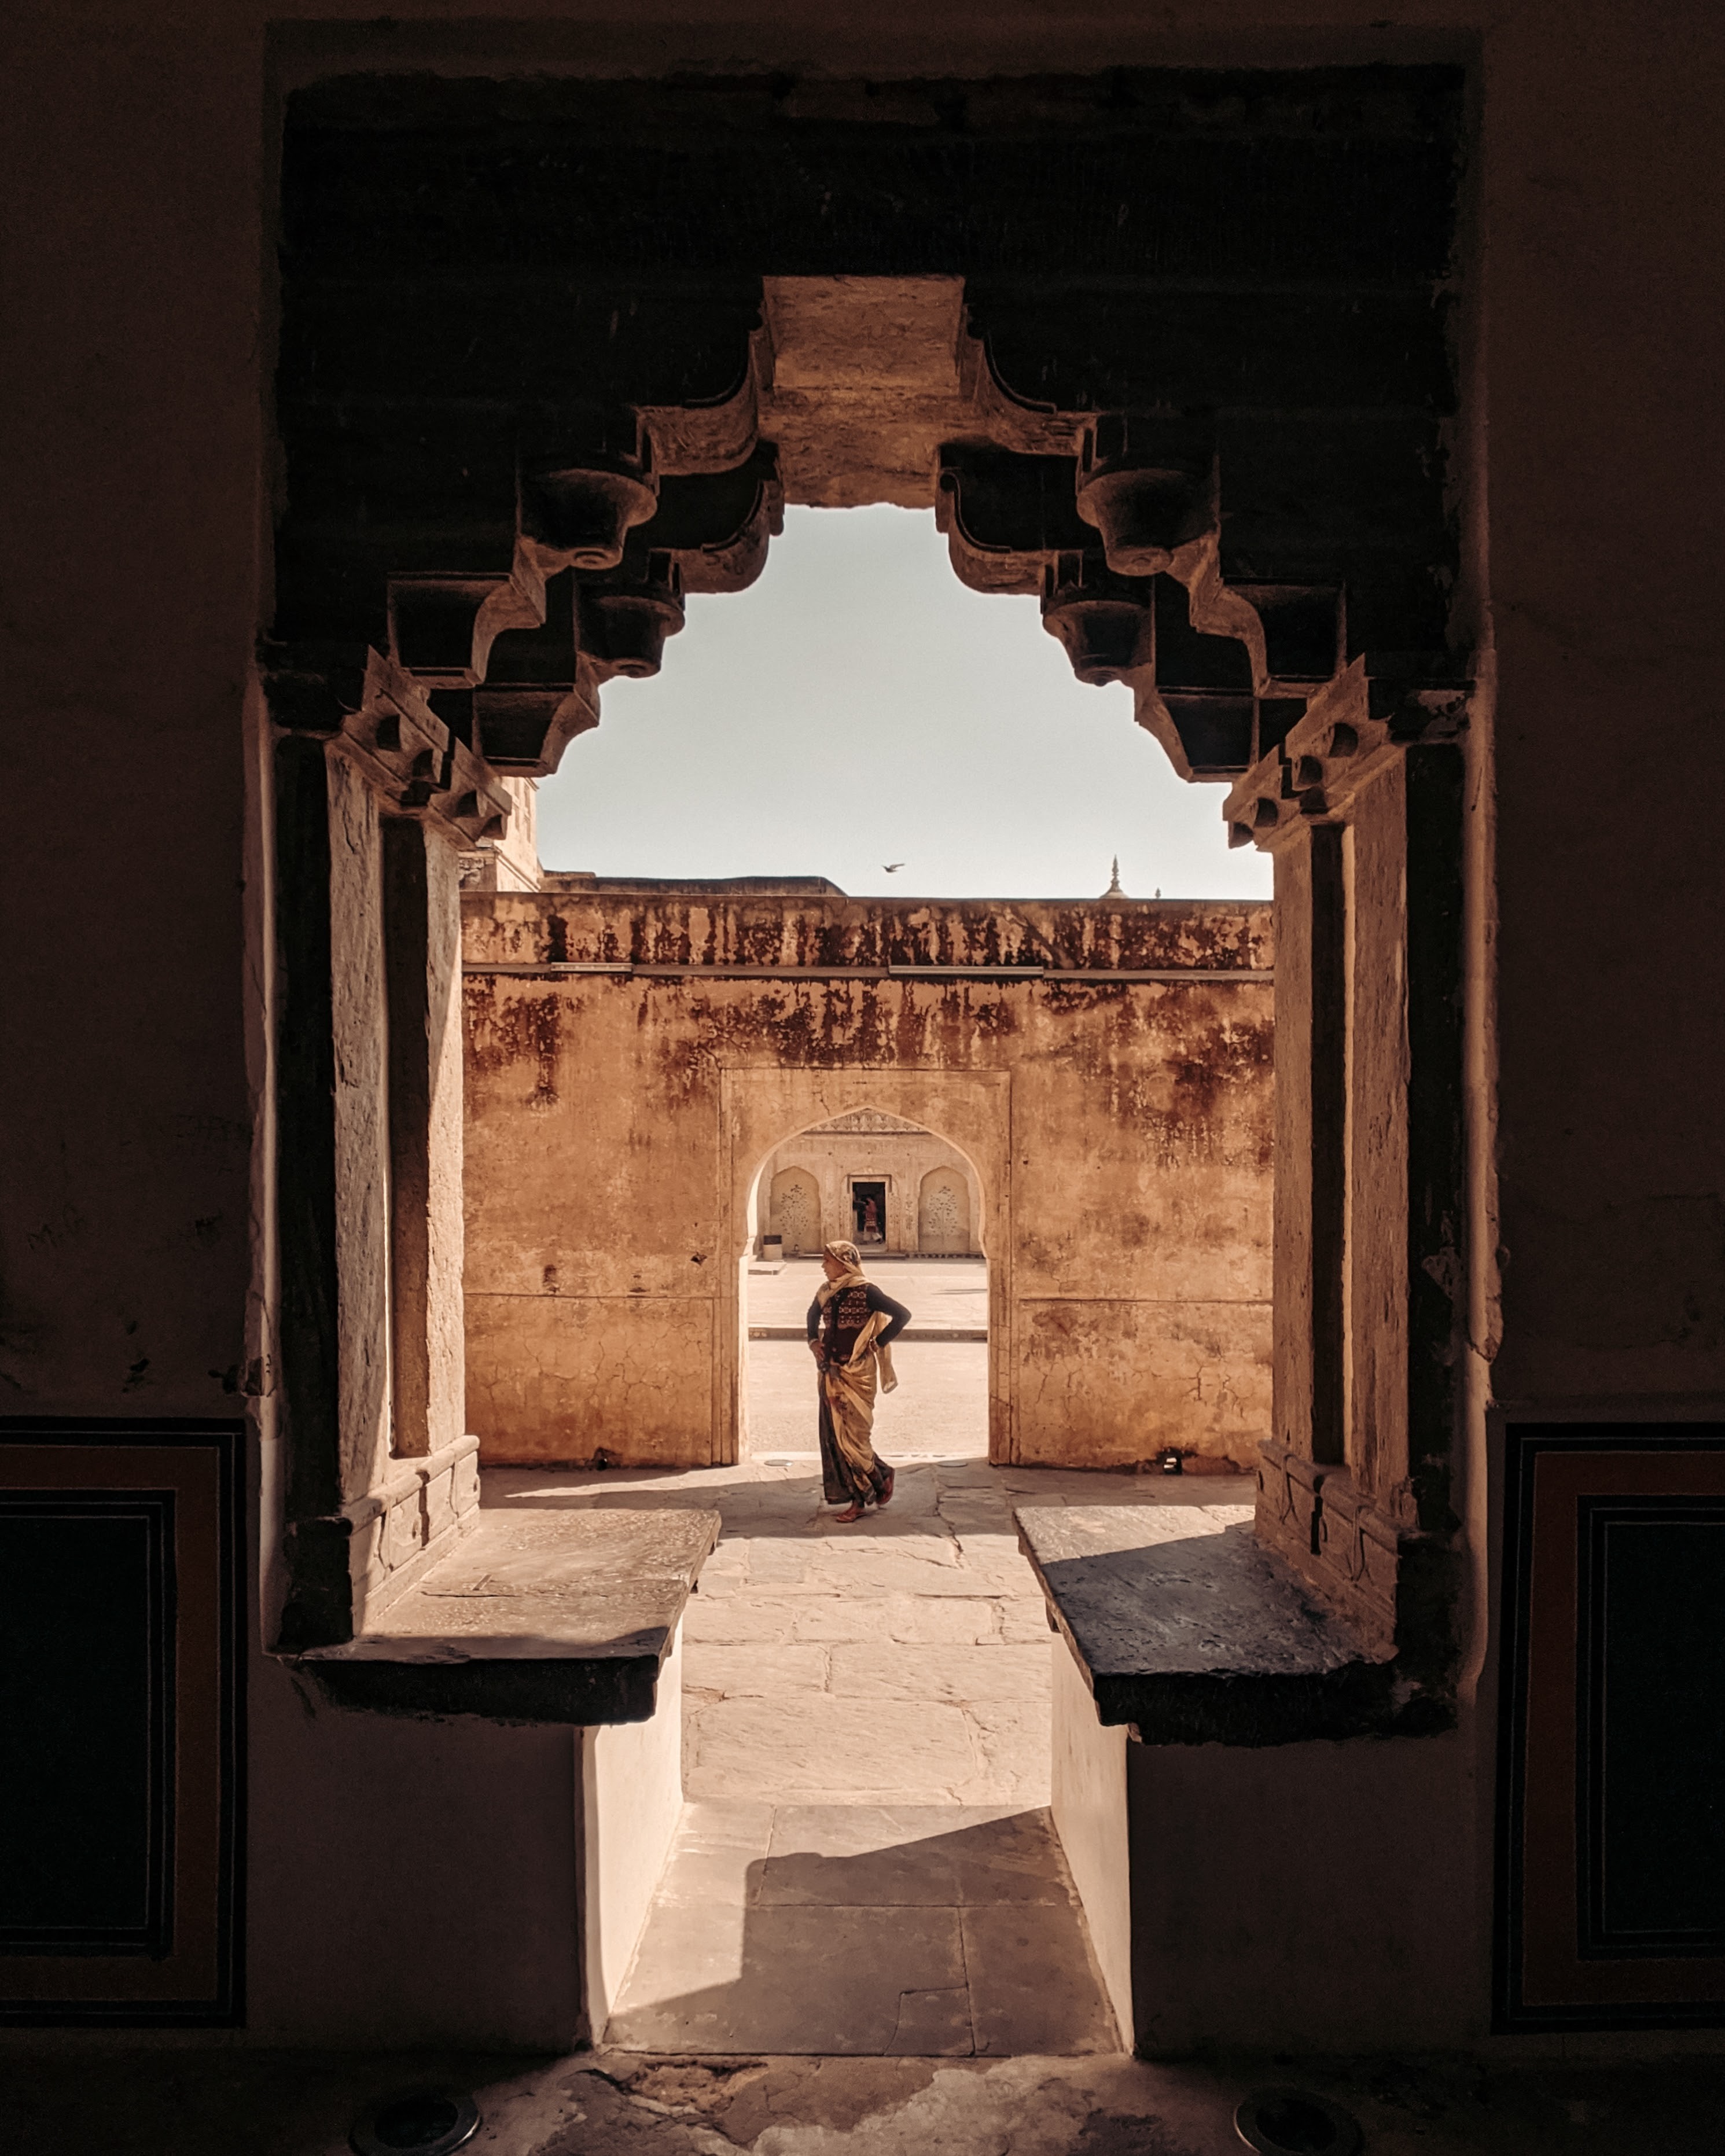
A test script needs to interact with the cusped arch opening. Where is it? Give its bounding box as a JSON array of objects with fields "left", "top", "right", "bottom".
[{"left": 742, "top": 1102, "right": 989, "bottom": 1265}]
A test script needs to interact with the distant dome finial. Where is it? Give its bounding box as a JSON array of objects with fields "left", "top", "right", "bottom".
[{"left": 1103, "top": 855, "right": 1125, "bottom": 899}]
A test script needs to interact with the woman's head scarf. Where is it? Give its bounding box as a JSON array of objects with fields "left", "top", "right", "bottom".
[{"left": 816, "top": 1238, "right": 869, "bottom": 1305}]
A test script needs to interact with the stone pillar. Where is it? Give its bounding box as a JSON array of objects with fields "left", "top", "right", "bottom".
[
  {"left": 328, "top": 750, "right": 393, "bottom": 1506},
  {"left": 1241, "top": 679, "right": 1467, "bottom": 1674},
  {"left": 273, "top": 734, "right": 345, "bottom": 1647},
  {"left": 266, "top": 661, "right": 506, "bottom": 1647},
  {"left": 382, "top": 818, "right": 467, "bottom": 1459},
  {"left": 1271, "top": 819, "right": 1347, "bottom": 1473}
]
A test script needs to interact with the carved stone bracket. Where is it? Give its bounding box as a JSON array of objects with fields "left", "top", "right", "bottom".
[
  {"left": 1222, "top": 661, "right": 1471, "bottom": 849},
  {"left": 953, "top": 312, "right": 1088, "bottom": 460},
  {"left": 262, "top": 648, "right": 513, "bottom": 846},
  {"left": 516, "top": 404, "right": 659, "bottom": 576},
  {"left": 1040, "top": 551, "right": 1154, "bottom": 684},
  {"left": 641, "top": 310, "right": 774, "bottom": 477},
  {"left": 1075, "top": 411, "right": 1216, "bottom": 577},
  {"left": 578, "top": 542, "right": 686, "bottom": 680}
]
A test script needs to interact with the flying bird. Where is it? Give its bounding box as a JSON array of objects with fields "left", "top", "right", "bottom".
[{"left": 882, "top": 862, "right": 906, "bottom": 874}]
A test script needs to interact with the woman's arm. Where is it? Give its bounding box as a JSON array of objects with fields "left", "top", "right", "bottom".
[
  {"left": 807, "top": 1296, "right": 825, "bottom": 1359},
  {"left": 865, "top": 1285, "right": 913, "bottom": 1344}
]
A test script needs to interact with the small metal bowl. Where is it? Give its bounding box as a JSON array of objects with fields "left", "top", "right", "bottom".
[
  {"left": 350, "top": 2088, "right": 480, "bottom": 2156},
  {"left": 1234, "top": 2086, "right": 1363, "bottom": 2156}
]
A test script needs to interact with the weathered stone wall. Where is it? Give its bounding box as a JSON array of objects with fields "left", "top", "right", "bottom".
[{"left": 462, "top": 886, "right": 1273, "bottom": 1470}]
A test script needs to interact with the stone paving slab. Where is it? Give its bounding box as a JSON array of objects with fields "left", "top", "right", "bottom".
[
  {"left": 609, "top": 1898, "right": 969, "bottom": 2054},
  {"left": 685, "top": 1695, "right": 987, "bottom": 1805},
  {"left": 606, "top": 1804, "right": 1116, "bottom": 2058},
  {"left": 821, "top": 1641, "right": 1050, "bottom": 1704}
]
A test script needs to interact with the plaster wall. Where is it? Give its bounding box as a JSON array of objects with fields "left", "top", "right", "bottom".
[
  {"left": 1050, "top": 1633, "right": 1132, "bottom": 2047},
  {"left": 247, "top": 1658, "right": 583, "bottom": 2047},
  {"left": 581, "top": 1626, "right": 687, "bottom": 2039},
  {"left": 462, "top": 889, "right": 1274, "bottom": 1470},
  {"left": 1124, "top": 1721, "right": 1477, "bottom": 2055}
]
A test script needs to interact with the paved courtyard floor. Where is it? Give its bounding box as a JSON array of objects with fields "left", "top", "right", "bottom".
[{"left": 486, "top": 1453, "right": 1254, "bottom": 2058}]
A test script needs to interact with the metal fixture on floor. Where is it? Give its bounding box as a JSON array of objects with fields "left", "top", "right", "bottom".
[
  {"left": 350, "top": 2088, "right": 480, "bottom": 2156},
  {"left": 1234, "top": 2087, "right": 1363, "bottom": 2156}
]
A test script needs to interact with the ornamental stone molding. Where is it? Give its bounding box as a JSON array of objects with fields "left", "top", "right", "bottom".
[{"left": 270, "top": 67, "right": 1470, "bottom": 824}]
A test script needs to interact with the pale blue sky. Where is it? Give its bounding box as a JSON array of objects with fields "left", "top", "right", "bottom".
[{"left": 534, "top": 505, "right": 1271, "bottom": 901}]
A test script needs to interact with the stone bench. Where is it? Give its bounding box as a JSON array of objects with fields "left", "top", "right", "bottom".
[
  {"left": 293, "top": 1503, "right": 719, "bottom": 2033},
  {"left": 1014, "top": 1503, "right": 1462, "bottom": 2056},
  {"left": 293, "top": 1504, "right": 718, "bottom": 1724}
]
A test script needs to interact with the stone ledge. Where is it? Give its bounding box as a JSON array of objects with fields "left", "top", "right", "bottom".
[
  {"left": 290, "top": 1506, "right": 719, "bottom": 1725},
  {"left": 1014, "top": 1504, "right": 1446, "bottom": 1746}
]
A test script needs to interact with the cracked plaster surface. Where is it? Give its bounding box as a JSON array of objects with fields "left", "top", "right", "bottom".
[{"left": 21, "top": 2045, "right": 1725, "bottom": 2155}]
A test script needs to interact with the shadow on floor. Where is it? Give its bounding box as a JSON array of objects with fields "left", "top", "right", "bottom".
[
  {"left": 484, "top": 1466, "right": 1005, "bottom": 1544},
  {"left": 483, "top": 1462, "right": 1244, "bottom": 1545},
  {"left": 605, "top": 1806, "right": 1119, "bottom": 2056}
]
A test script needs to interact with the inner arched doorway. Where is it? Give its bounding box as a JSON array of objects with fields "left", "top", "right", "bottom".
[
  {"left": 722, "top": 1070, "right": 1007, "bottom": 1466},
  {"left": 742, "top": 1102, "right": 991, "bottom": 1464}
]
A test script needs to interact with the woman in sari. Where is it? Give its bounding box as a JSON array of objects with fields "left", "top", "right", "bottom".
[{"left": 806, "top": 1239, "right": 911, "bottom": 1521}]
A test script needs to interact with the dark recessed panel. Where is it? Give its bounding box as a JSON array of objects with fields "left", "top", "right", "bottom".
[
  {"left": 0, "top": 1421, "right": 244, "bottom": 2026},
  {"left": 0, "top": 1495, "right": 174, "bottom": 1955},
  {"left": 1580, "top": 1502, "right": 1725, "bottom": 1957},
  {"left": 1496, "top": 1425, "right": 1725, "bottom": 2032}
]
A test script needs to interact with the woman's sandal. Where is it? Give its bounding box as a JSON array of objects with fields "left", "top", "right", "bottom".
[
  {"left": 877, "top": 1468, "right": 896, "bottom": 1507},
  {"left": 832, "top": 1502, "right": 866, "bottom": 1523}
]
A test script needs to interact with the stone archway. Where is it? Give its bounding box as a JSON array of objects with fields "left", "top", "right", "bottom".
[
  {"left": 270, "top": 68, "right": 1469, "bottom": 1745},
  {"left": 721, "top": 1070, "right": 1008, "bottom": 1468}
]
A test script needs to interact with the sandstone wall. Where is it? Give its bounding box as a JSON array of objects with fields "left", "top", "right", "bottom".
[{"left": 462, "top": 888, "right": 1274, "bottom": 1470}]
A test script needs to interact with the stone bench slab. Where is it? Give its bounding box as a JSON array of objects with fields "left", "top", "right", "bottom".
[
  {"left": 1014, "top": 1504, "right": 1428, "bottom": 1746},
  {"left": 294, "top": 1507, "right": 720, "bottom": 1724}
]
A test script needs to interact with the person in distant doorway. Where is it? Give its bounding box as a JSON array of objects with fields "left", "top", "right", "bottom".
[
  {"left": 859, "top": 1194, "right": 881, "bottom": 1241},
  {"left": 807, "top": 1238, "right": 911, "bottom": 1522}
]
